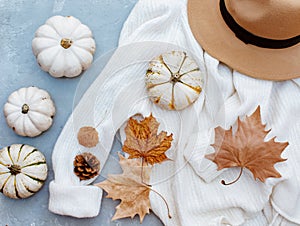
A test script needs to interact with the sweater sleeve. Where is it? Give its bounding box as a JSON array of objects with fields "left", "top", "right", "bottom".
[{"left": 48, "top": 47, "right": 147, "bottom": 217}]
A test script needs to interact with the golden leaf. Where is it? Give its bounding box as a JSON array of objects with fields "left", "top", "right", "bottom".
[
  {"left": 95, "top": 154, "right": 151, "bottom": 223},
  {"left": 206, "top": 106, "right": 288, "bottom": 184},
  {"left": 122, "top": 114, "right": 173, "bottom": 165}
]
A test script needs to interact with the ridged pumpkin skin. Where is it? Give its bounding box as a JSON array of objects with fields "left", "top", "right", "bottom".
[
  {"left": 4, "top": 87, "right": 56, "bottom": 137},
  {"left": 32, "top": 15, "right": 96, "bottom": 78},
  {"left": 0, "top": 144, "right": 48, "bottom": 199},
  {"left": 146, "top": 51, "right": 204, "bottom": 110}
]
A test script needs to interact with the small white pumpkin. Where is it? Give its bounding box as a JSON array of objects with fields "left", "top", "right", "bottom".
[
  {"left": 32, "top": 15, "right": 96, "bottom": 78},
  {"left": 146, "top": 51, "right": 204, "bottom": 110},
  {"left": 0, "top": 144, "right": 48, "bottom": 199},
  {"left": 4, "top": 87, "right": 56, "bottom": 137}
]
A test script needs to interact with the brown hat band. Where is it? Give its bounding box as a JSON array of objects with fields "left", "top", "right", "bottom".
[{"left": 220, "top": 0, "right": 300, "bottom": 49}]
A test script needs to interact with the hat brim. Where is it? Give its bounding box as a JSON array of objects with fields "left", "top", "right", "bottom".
[{"left": 188, "top": 0, "right": 300, "bottom": 81}]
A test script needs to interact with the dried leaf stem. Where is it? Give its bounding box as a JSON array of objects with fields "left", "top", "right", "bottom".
[
  {"left": 140, "top": 160, "right": 171, "bottom": 219},
  {"left": 221, "top": 167, "right": 244, "bottom": 186},
  {"left": 141, "top": 158, "right": 152, "bottom": 187},
  {"left": 146, "top": 185, "right": 172, "bottom": 219}
]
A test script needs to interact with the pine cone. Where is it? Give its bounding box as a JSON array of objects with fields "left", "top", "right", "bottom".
[{"left": 74, "top": 152, "right": 100, "bottom": 180}]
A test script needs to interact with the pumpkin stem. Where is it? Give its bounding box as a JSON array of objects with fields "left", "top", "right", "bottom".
[
  {"left": 8, "top": 164, "right": 21, "bottom": 175},
  {"left": 61, "top": 38, "right": 73, "bottom": 49},
  {"left": 21, "top": 104, "right": 30, "bottom": 114},
  {"left": 221, "top": 167, "right": 244, "bottom": 186},
  {"left": 171, "top": 72, "right": 181, "bottom": 83}
]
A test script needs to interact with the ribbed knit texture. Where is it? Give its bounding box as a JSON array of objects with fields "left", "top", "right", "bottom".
[{"left": 49, "top": 0, "right": 300, "bottom": 225}]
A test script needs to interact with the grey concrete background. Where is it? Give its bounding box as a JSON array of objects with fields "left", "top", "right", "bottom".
[{"left": 0, "top": 0, "right": 163, "bottom": 225}]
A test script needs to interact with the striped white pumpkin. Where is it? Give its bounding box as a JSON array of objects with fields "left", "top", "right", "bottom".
[
  {"left": 146, "top": 51, "right": 204, "bottom": 110},
  {"left": 0, "top": 144, "right": 48, "bottom": 199}
]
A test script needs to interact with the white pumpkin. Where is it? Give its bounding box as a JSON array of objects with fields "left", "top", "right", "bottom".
[
  {"left": 32, "top": 15, "right": 96, "bottom": 78},
  {"left": 146, "top": 51, "right": 204, "bottom": 110},
  {"left": 4, "top": 87, "right": 56, "bottom": 137},
  {"left": 0, "top": 144, "right": 48, "bottom": 199}
]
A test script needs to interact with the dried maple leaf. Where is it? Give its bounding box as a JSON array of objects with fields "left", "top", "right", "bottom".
[
  {"left": 122, "top": 114, "right": 173, "bottom": 165},
  {"left": 206, "top": 106, "right": 288, "bottom": 185},
  {"left": 95, "top": 154, "right": 151, "bottom": 222}
]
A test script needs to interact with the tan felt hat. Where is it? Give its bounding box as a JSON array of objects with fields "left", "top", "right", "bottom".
[{"left": 188, "top": 0, "right": 300, "bottom": 81}]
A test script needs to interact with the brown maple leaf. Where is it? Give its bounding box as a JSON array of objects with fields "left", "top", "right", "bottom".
[
  {"left": 95, "top": 154, "right": 152, "bottom": 223},
  {"left": 206, "top": 106, "right": 288, "bottom": 185},
  {"left": 122, "top": 114, "right": 173, "bottom": 165}
]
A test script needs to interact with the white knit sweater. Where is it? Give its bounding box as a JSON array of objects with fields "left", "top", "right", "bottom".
[{"left": 49, "top": 0, "right": 300, "bottom": 225}]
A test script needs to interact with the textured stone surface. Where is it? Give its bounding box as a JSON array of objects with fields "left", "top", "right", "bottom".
[{"left": 0, "top": 0, "right": 163, "bottom": 225}]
